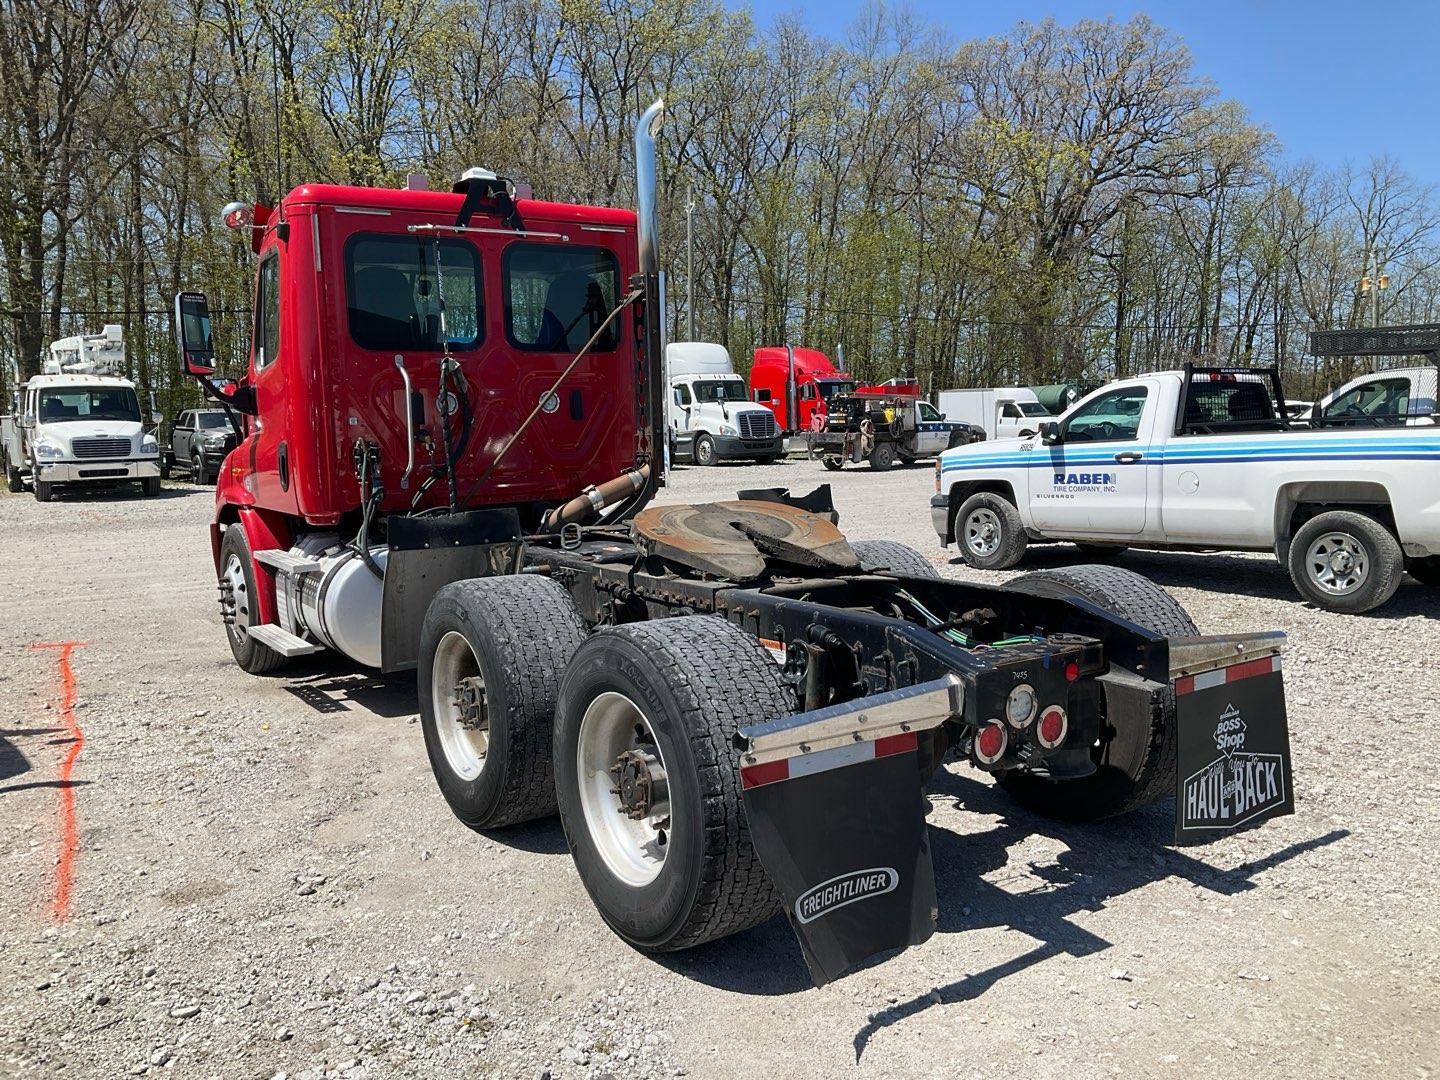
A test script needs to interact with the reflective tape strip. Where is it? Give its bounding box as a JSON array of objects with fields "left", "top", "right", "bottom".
[
  {"left": 1174, "top": 655, "right": 1282, "bottom": 696},
  {"left": 740, "top": 729, "right": 918, "bottom": 789}
]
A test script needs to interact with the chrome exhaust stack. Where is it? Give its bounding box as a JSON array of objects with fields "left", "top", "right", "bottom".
[
  {"left": 631, "top": 98, "right": 668, "bottom": 499},
  {"left": 635, "top": 99, "right": 664, "bottom": 277}
]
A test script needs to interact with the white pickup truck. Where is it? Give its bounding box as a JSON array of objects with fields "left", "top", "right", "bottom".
[{"left": 931, "top": 366, "right": 1440, "bottom": 613}]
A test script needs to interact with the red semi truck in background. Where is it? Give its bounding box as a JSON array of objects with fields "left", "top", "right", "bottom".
[
  {"left": 748, "top": 346, "right": 854, "bottom": 432},
  {"left": 171, "top": 101, "right": 1297, "bottom": 986}
]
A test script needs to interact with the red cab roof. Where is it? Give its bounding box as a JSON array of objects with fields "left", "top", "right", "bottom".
[{"left": 280, "top": 183, "right": 637, "bottom": 228}]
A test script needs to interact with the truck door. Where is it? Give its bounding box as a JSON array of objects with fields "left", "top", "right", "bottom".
[
  {"left": 914, "top": 401, "right": 950, "bottom": 455},
  {"left": 1029, "top": 381, "right": 1157, "bottom": 536}
]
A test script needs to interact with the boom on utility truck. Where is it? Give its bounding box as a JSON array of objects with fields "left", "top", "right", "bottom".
[{"left": 175, "top": 102, "right": 1296, "bottom": 985}]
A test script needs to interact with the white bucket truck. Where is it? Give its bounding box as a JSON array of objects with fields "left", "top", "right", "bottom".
[
  {"left": 2, "top": 325, "right": 163, "bottom": 501},
  {"left": 665, "top": 341, "right": 783, "bottom": 465}
]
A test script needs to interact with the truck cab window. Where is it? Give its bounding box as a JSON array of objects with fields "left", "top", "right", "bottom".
[
  {"left": 1323, "top": 377, "right": 1410, "bottom": 421},
  {"left": 675, "top": 384, "right": 692, "bottom": 406},
  {"left": 799, "top": 383, "right": 816, "bottom": 401},
  {"left": 346, "top": 235, "right": 483, "bottom": 352},
  {"left": 255, "top": 254, "right": 281, "bottom": 369},
  {"left": 504, "top": 243, "right": 619, "bottom": 352},
  {"left": 1064, "top": 386, "right": 1148, "bottom": 442}
]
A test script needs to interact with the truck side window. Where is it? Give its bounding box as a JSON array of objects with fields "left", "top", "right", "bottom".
[
  {"left": 255, "top": 254, "right": 281, "bottom": 369},
  {"left": 1063, "top": 386, "right": 1148, "bottom": 442},
  {"left": 1323, "top": 377, "right": 1410, "bottom": 421},
  {"left": 504, "top": 243, "right": 619, "bottom": 352},
  {"left": 799, "top": 383, "right": 816, "bottom": 400},
  {"left": 345, "top": 235, "right": 483, "bottom": 352}
]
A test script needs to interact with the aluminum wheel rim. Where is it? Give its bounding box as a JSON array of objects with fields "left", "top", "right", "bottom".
[
  {"left": 222, "top": 552, "right": 250, "bottom": 644},
  {"left": 964, "top": 508, "right": 1002, "bottom": 558},
  {"left": 576, "top": 691, "right": 671, "bottom": 888},
  {"left": 431, "top": 631, "right": 489, "bottom": 781},
  {"left": 1305, "top": 532, "right": 1369, "bottom": 596}
]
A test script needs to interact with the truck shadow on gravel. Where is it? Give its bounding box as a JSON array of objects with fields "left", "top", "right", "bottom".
[{"left": 652, "top": 766, "right": 1347, "bottom": 1047}]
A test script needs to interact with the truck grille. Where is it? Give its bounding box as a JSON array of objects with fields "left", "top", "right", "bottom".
[
  {"left": 71, "top": 436, "right": 132, "bottom": 459},
  {"left": 737, "top": 412, "right": 778, "bottom": 440}
]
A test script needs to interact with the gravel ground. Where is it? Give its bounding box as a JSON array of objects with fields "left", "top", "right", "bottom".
[{"left": 1, "top": 460, "right": 1437, "bottom": 1080}]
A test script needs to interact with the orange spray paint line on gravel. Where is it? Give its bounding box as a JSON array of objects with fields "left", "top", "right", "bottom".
[{"left": 33, "top": 641, "right": 87, "bottom": 920}]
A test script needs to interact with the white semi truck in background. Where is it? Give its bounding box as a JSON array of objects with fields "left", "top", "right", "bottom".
[
  {"left": 665, "top": 341, "right": 783, "bottom": 465},
  {"left": 1, "top": 325, "right": 163, "bottom": 501}
]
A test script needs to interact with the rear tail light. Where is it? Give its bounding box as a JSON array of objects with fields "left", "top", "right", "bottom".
[
  {"left": 974, "top": 721, "right": 1008, "bottom": 766},
  {"left": 1035, "top": 706, "right": 1068, "bottom": 750}
]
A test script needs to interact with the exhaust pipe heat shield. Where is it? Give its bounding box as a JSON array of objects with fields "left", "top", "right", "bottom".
[{"left": 737, "top": 677, "right": 959, "bottom": 984}]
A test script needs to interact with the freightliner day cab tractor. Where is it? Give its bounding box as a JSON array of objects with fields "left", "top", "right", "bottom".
[
  {"left": 176, "top": 102, "right": 1297, "bottom": 984},
  {"left": 665, "top": 341, "right": 783, "bottom": 465}
]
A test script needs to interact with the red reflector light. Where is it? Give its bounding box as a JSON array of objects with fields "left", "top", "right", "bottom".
[
  {"left": 1036, "top": 706, "right": 1068, "bottom": 750},
  {"left": 975, "top": 721, "right": 1007, "bottom": 765},
  {"left": 1064, "top": 661, "right": 1079, "bottom": 682}
]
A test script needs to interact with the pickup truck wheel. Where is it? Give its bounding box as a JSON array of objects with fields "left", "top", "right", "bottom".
[
  {"left": 554, "top": 616, "right": 785, "bottom": 952},
  {"left": 217, "top": 527, "right": 287, "bottom": 675},
  {"left": 4, "top": 454, "right": 23, "bottom": 493},
  {"left": 821, "top": 455, "right": 844, "bottom": 471},
  {"left": 1288, "top": 511, "right": 1403, "bottom": 613},
  {"left": 1000, "top": 565, "right": 1198, "bottom": 820},
  {"left": 693, "top": 435, "right": 717, "bottom": 467},
  {"left": 192, "top": 451, "right": 209, "bottom": 485},
  {"left": 868, "top": 441, "right": 898, "bottom": 471},
  {"left": 1409, "top": 557, "right": 1440, "bottom": 586},
  {"left": 955, "top": 492, "right": 1027, "bottom": 570},
  {"left": 419, "top": 575, "right": 587, "bottom": 830},
  {"left": 851, "top": 539, "right": 940, "bottom": 579}
]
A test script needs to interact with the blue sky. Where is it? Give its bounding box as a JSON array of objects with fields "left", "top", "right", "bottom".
[{"left": 737, "top": 0, "right": 1440, "bottom": 185}]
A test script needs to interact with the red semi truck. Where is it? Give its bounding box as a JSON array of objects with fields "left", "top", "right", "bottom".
[
  {"left": 173, "top": 102, "right": 1296, "bottom": 985},
  {"left": 749, "top": 346, "right": 855, "bottom": 432}
]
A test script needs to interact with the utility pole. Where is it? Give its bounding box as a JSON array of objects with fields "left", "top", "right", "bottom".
[
  {"left": 685, "top": 183, "right": 696, "bottom": 341},
  {"left": 1361, "top": 248, "right": 1389, "bottom": 328}
]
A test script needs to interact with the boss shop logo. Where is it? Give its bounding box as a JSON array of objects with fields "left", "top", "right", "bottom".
[
  {"left": 1182, "top": 704, "right": 1285, "bottom": 830},
  {"left": 1052, "top": 471, "right": 1117, "bottom": 493},
  {"left": 795, "top": 868, "right": 898, "bottom": 924}
]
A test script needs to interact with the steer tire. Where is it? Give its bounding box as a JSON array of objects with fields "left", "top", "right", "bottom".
[
  {"left": 141, "top": 476, "right": 161, "bottom": 497},
  {"left": 1287, "top": 511, "right": 1404, "bottom": 614},
  {"left": 954, "top": 491, "right": 1027, "bottom": 570},
  {"left": 851, "top": 539, "right": 940, "bottom": 579},
  {"left": 218, "top": 526, "right": 287, "bottom": 675},
  {"left": 999, "top": 565, "right": 1199, "bottom": 821},
  {"left": 32, "top": 465, "right": 53, "bottom": 503},
  {"left": 419, "top": 575, "right": 588, "bottom": 830},
  {"left": 693, "top": 434, "right": 717, "bottom": 467},
  {"left": 5, "top": 454, "right": 23, "bottom": 493},
  {"left": 554, "top": 616, "right": 787, "bottom": 952},
  {"left": 1409, "top": 556, "right": 1440, "bottom": 586}
]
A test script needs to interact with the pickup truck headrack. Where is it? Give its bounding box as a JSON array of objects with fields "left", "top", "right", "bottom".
[
  {"left": 1175, "top": 363, "right": 1288, "bottom": 436},
  {"left": 1310, "top": 325, "right": 1440, "bottom": 425}
]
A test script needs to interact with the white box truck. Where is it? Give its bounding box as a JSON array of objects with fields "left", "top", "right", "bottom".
[
  {"left": 938, "top": 387, "right": 1052, "bottom": 441},
  {"left": 2, "top": 325, "right": 163, "bottom": 501},
  {"left": 666, "top": 341, "right": 783, "bottom": 465}
]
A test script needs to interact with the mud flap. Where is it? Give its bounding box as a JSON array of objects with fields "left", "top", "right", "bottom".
[
  {"left": 1173, "top": 655, "right": 1294, "bottom": 844},
  {"left": 737, "top": 678, "right": 958, "bottom": 985}
]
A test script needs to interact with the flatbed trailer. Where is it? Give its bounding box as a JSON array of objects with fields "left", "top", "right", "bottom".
[{"left": 174, "top": 102, "right": 1296, "bottom": 985}]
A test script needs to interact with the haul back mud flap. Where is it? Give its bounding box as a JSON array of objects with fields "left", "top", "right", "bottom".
[
  {"left": 1170, "top": 635, "right": 1294, "bottom": 845},
  {"left": 735, "top": 676, "right": 960, "bottom": 985}
]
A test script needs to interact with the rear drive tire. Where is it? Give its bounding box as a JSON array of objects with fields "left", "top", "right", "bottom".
[
  {"left": 554, "top": 617, "right": 786, "bottom": 952},
  {"left": 1000, "top": 565, "right": 1198, "bottom": 820},
  {"left": 419, "top": 575, "right": 587, "bottom": 830},
  {"left": 868, "top": 441, "right": 898, "bottom": 471},
  {"left": 954, "top": 491, "right": 1027, "bottom": 570},
  {"left": 851, "top": 539, "right": 940, "bottom": 579},
  {"left": 192, "top": 451, "right": 209, "bottom": 486},
  {"left": 694, "top": 435, "right": 717, "bottom": 467},
  {"left": 5, "top": 454, "right": 23, "bottom": 493},
  {"left": 1409, "top": 556, "right": 1440, "bottom": 586},
  {"left": 218, "top": 526, "right": 287, "bottom": 674},
  {"left": 1287, "top": 510, "right": 1403, "bottom": 614}
]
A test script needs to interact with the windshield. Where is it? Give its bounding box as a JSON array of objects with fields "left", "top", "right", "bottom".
[
  {"left": 39, "top": 387, "right": 140, "bottom": 423},
  {"left": 197, "top": 412, "right": 231, "bottom": 430},
  {"left": 1018, "top": 402, "right": 1051, "bottom": 417},
  {"left": 692, "top": 378, "right": 748, "bottom": 403},
  {"left": 818, "top": 379, "right": 855, "bottom": 401}
]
